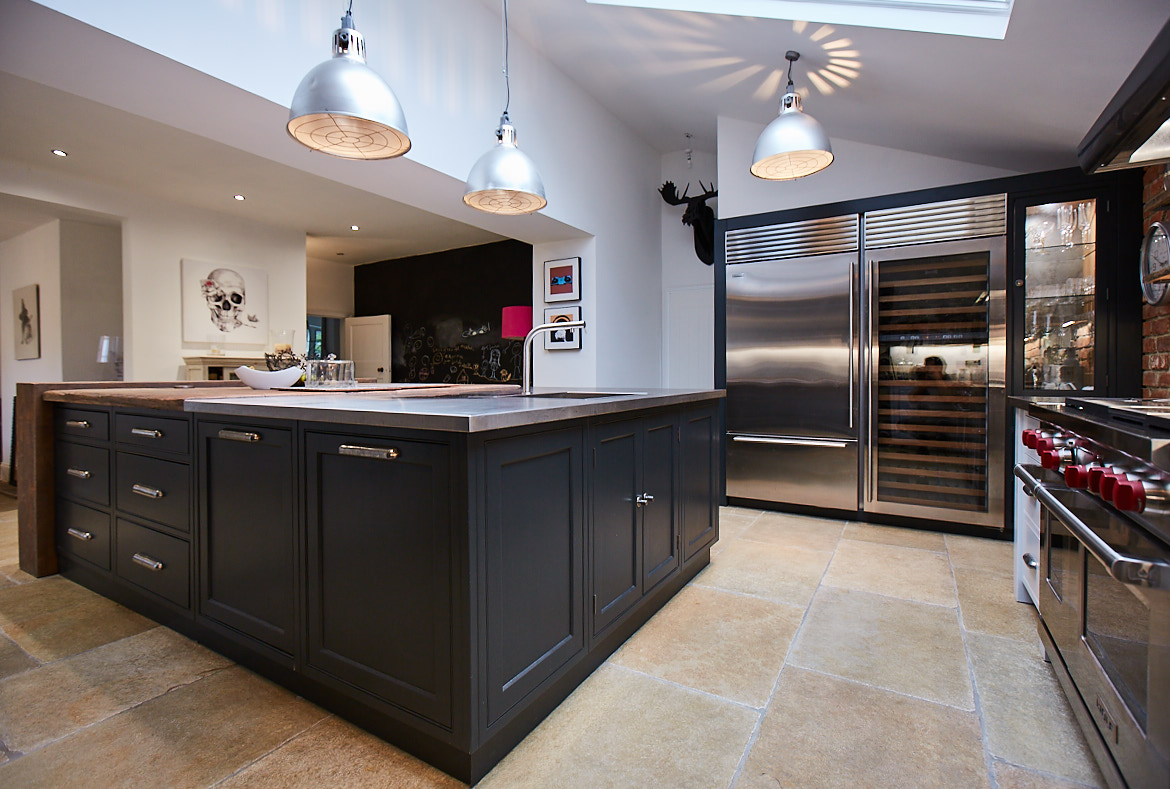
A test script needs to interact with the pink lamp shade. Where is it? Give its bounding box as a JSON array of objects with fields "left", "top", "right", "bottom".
[{"left": 501, "top": 306, "right": 533, "bottom": 339}]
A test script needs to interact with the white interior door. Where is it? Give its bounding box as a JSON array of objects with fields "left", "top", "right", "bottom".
[{"left": 343, "top": 315, "right": 392, "bottom": 382}]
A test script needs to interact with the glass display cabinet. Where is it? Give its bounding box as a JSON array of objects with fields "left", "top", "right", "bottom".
[{"left": 1021, "top": 198, "right": 1097, "bottom": 390}]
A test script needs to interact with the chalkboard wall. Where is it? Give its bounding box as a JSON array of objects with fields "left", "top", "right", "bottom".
[{"left": 353, "top": 239, "right": 532, "bottom": 384}]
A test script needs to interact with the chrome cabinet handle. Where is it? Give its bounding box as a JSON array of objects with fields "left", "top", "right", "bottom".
[
  {"left": 67, "top": 528, "right": 94, "bottom": 541},
  {"left": 731, "top": 435, "right": 850, "bottom": 449},
  {"left": 66, "top": 467, "right": 92, "bottom": 479},
  {"left": 65, "top": 420, "right": 91, "bottom": 429},
  {"left": 218, "top": 429, "right": 261, "bottom": 443},
  {"left": 131, "top": 428, "right": 163, "bottom": 438},
  {"left": 339, "top": 445, "right": 399, "bottom": 460},
  {"left": 131, "top": 553, "right": 164, "bottom": 572},
  {"left": 131, "top": 484, "right": 164, "bottom": 499},
  {"left": 1023, "top": 553, "right": 1038, "bottom": 569},
  {"left": 636, "top": 493, "right": 655, "bottom": 506}
]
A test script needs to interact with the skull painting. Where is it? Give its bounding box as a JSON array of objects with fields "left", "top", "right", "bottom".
[{"left": 201, "top": 268, "right": 258, "bottom": 331}]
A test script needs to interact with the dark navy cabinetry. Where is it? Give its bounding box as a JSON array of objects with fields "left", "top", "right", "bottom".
[{"left": 53, "top": 398, "right": 718, "bottom": 783}]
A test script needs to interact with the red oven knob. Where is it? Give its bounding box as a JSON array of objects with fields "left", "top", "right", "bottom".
[
  {"left": 1088, "top": 466, "right": 1109, "bottom": 494},
  {"left": 1036, "top": 436, "right": 1056, "bottom": 452},
  {"left": 1099, "top": 472, "right": 1128, "bottom": 501},
  {"left": 1022, "top": 429, "right": 1040, "bottom": 449},
  {"left": 1113, "top": 480, "right": 1148, "bottom": 513},
  {"left": 1040, "top": 449, "right": 1064, "bottom": 470},
  {"left": 1064, "top": 465, "right": 1091, "bottom": 488}
]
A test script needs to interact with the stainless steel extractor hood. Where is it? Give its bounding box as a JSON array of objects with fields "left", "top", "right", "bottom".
[{"left": 1078, "top": 18, "right": 1170, "bottom": 173}]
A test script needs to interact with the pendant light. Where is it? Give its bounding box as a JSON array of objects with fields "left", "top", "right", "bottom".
[
  {"left": 463, "top": 0, "right": 547, "bottom": 215},
  {"left": 287, "top": 1, "right": 410, "bottom": 160},
  {"left": 751, "top": 51, "right": 834, "bottom": 180}
]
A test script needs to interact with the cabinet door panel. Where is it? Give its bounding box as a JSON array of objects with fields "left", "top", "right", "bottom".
[
  {"left": 306, "top": 432, "right": 453, "bottom": 729},
  {"left": 484, "top": 428, "right": 584, "bottom": 727},
  {"left": 591, "top": 421, "right": 641, "bottom": 636},
  {"left": 198, "top": 422, "right": 296, "bottom": 655},
  {"left": 681, "top": 407, "right": 718, "bottom": 562},
  {"left": 642, "top": 416, "right": 679, "bottom": 591}
]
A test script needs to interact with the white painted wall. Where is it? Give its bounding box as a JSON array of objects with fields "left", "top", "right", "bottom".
[
  {"left": 0, "top": 160, "right": 308, "bottom": 382},
  {"left": 307, "top": 257, "right": 355, "bottom": 319},
  {"left": 531, "top": 238, "right": 596, "bottom": 390},
  {"left": 660, "top": 149, "right": 717, "bottom": 389},
  {"left": 717, "top": 115, "right": 1022, "bottom": 219},
  {"left": 16, "top": 0, "right": 665, "bottom": 389},
  {"left": 59, "top": 220, "right": 121, "bottom": 381},
  {"left": 0, "top": 220, "right": 62, "bottom": 470}
]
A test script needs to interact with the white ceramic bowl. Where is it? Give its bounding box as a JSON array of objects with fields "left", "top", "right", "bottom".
[{"left": 234, "top": 365, "right": 303, "bottom": 390}]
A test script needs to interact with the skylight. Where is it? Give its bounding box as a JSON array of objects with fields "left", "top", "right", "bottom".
[{"left": 585, "top": 0, "right": 1015, "bottom": 40}]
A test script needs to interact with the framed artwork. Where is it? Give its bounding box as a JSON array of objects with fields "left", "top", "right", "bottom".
[
  {"left": 543, "top": 306, "right": 581, "bottom": 350},
  {"left": 13, "top": 284, "right": 40, "bottom": 360},
  {"left": 181, "top": 258, "right": 268, "bottom": 345},
  {"left": 544, "top": 257, "right": 580, "bottom": 303}
]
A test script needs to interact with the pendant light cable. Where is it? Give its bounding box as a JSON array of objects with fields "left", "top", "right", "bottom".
[{"left": 502, "top": 0, "right": 511, "bottom": 125}]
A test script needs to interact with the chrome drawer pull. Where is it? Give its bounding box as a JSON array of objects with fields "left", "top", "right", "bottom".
[
  {"left": 131, "top": 428, "right": 163, "bottom": 438},
  {"left": 131, "top": 553, "right": 164, "bottom": 572},
  {"left": 66, "top": 467, "right": 92, "bottom": 479},
  {"left": 636, "top": 493, "right": 655, "bottom": 506},
  {"left": 339, "top": 444, "right": 399, "bottom": 460},
  {"left": 65, "top": 420, "right": 91, "bottom": 429},
  {"left": 1023, "top": 552, "right": 1038, "bottom": 569},
  {"left": 131, "top": 484, "right": 164, "bottom": 499},
  {"left": 67, "top": 528, "right": 94, "bottom": 541},
  {"left": 218, "top": 429, "right": 261, "bottom": 443}
]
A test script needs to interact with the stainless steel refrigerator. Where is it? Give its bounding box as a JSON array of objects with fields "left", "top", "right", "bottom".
[
  {"left": 725, "top": 215, "right": 860, "bottom": 511},
  {"left": 725, "top": 196, "right": 1008, "bottom": 529}
]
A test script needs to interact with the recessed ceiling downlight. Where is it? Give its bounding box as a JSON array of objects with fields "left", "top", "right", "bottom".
[
  {"left": 234, "top": 194, "right": 246, "bottom": 201},
  {"left": 51, "top": 149, "right": 68, "bottom": 157}
]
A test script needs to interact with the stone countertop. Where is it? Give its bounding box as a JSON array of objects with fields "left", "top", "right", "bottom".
[{"left": 184, "top": 387, "right": 725, "bottom": 433}]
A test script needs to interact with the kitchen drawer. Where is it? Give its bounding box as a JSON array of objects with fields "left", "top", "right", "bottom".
[
  {"left": 115, "top": 413, "right": 190, "bottom": 455},
  {"left": 115, "top": 519, "right": 190, "bottom": 608},
  {"left": 55, "top": 441, "right": 110, "bottom": 506},
  {"left": 1015, "top": 520, "right": 1040, "bottom": 609},
  {"left": 55, "top": 498, "right": 111, "bottom": 570},
  {"left": 55, "top": 407, "right": 109, "bottom": 442},
  {"left": 115, "top": 452, "right": 191, "bottom": 532}
]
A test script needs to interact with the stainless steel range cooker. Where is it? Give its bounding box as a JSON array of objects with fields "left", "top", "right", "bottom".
[{"left": 1015, "top": 398, "right": 1170, "bottom": 789}]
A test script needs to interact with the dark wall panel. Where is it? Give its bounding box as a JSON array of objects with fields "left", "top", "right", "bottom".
[{"left": 354, "top": 240, "right": 532, "bottom": 383}]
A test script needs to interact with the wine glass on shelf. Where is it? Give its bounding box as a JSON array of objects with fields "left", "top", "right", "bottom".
[
  {"left": 1078, "top": 201, "right": 1094, "bottom": 245},
  {"left": 1058, "top": 204, "right": 1075, "bottom": 248}
]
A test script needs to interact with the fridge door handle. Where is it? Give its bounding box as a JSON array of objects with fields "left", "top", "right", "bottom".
[
  {"left": 848, "top": 258, "right": 854, "bottom": 430},
  {"left": 865, "top": 256, "right": 875, "bottom": 504},
  {"left": 731, "top": 435, "right": 851, "bottom": 449}
]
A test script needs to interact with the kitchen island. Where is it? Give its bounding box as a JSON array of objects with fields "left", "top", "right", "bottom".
[{"left": 24, "top": 382, "right": 722, "bottom": 783}]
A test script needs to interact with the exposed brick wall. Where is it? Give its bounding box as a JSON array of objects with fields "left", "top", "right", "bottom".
[{"left": 1141, "top": 164, "right": 1170, "bottom": 397}]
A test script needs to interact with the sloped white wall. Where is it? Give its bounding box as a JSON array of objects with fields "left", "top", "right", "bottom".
[{"left": 717, "top": 115, "right": 1022, "bottom": 219}]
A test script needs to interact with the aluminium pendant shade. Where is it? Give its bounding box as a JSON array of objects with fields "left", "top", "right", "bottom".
[
  {"left": 751, "top": 90, "right": 834, "bottom": 180},
  {"left": 463, "top": 123, "right": 547, "bottom": 215},
  {"left": 287, "top": 13, "right": 410, "bottom": 160}
]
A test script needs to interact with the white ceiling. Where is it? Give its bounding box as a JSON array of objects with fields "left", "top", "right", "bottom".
[{"left": 1, "top": 0, "right": 1168, "bottom": 260}]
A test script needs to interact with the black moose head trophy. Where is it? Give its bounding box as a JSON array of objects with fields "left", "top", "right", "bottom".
[{"left": 659, "top": 180, "right": 718, "bottom": 265}]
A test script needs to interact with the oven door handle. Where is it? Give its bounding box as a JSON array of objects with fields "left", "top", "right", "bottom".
[{"left": 1031, "top": 482, "right": 1170, "bottom": 590}]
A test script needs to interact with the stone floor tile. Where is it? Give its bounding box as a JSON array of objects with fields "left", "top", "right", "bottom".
[
  {"left": 947, "top": 533, "right": 1014, "bottom": 575},
  {"left": 955, "top": 566, "right": 1040, "bottom": 642},
  {"left": 0, "top": 576, "right": 13, "bottom": 591},
  {"left": 220, "top": 716, "right": 463, "bottom": 788},
  {"left": 692, "top": 539, "right": 831, "bottom": 608},
  {"left": 739, "top": 511, "right": 844, "bottom": 552},
  {"left": 0, "top": 666, "right": 327, "bottom": 787},
  {"left": 0, "top": 566, "right": 36, "bottom": 586},
  {"left": 0, "top": 633, "right": 37, "bottom": 681},
  {"left": 0, "top": 627, "right": 232, "bottom": 753},
  {"left": 967, "top": 633, "right": 1104, "bottom": 785},
  {"left": 788, "top": 586, "right": 974, "bottom": 709},
  {"left": 993, "top": 761, "right": 1105, "bottom": 789},
  {"left": 842, "top": 522, "right": 947, "bottom": 552},
  {"left": 736, "top": 667, "right": 988, "bottom": 789},
  {"left": 822, "top": 539, "right": 958, "bottom": 606},
  {"left": 0, "top": 576, "right": 100, "bottom": 628},
  {"left": 478, "top": 663, "right": 758, "bottom": 789},
  {"left": 613, "top": 584, "right": 803, "bottom": 706},
  {"left": 2, "top": 596, "right": 156, "bottom": 662}
]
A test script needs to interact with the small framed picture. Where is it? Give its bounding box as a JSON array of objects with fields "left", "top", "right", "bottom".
[
  {"left": 13, "top": 284, "right": 40, "bottom": 360},
  {"left": 544, "top": 257, "right": 580, "bottom": 303},
  {"left": 543, "top": 306, "right": 581, "bottom": 350}
]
